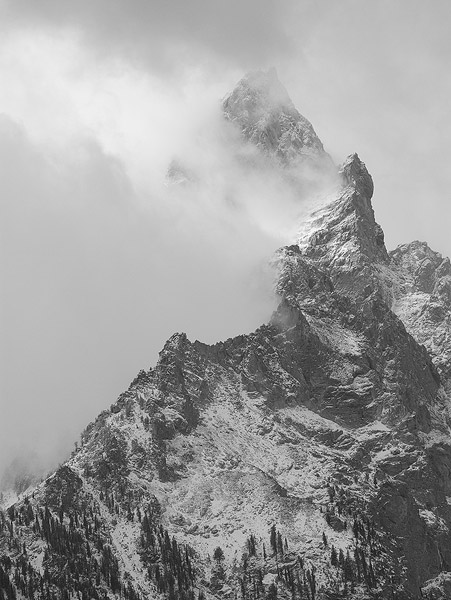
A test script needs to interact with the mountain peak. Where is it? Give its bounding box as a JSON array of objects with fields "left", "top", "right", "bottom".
[
  {"left": 289, "top": 154, "right": 388, "bottom": 300},
  {"left": 339, "top": 152, "right": 374, "bottom": 199},
  {"left": 225, "top": 68, "right": 292, "bottom": 111},
  {"left": 222, "top": 69, "right": 329, "bottom": 164}
]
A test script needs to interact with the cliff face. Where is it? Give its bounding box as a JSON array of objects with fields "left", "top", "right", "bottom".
[
  {"left": 389, "top": 241, "right": 451, "bottom": 395},
  {"left": 1, "top": 71, "right": 451, "bottom": 600},
  {"left": 222, "top": 69, "right": 330, "bottom": 167}
]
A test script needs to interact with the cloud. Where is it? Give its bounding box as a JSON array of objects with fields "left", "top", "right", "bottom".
[
  {"left": 1, "top": 0, "right": 295, "bottom": 74},
  {"left": 0, "top": 82, "right": 302, "bottom": 481},
  {"left": 277, "top": 0, "right": 451, "bottom": 257},
  {"left": 0, "top": 27, "right": 339, "bottom": 481}
]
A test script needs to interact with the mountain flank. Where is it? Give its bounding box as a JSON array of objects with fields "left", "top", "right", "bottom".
[{"left": 1, "top": 70, "right": 451, "bottom": 600}]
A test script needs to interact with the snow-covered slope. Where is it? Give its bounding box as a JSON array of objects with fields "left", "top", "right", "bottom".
[{"left": 1, "top": 71, "right": 451, "bottom": 600}]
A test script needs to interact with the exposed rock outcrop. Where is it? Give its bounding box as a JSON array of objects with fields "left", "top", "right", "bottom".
[{"left": 223, "top": 68, "right": 330, "bottom": 167}]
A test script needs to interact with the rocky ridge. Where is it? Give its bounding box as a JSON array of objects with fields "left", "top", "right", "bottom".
[{"left": 1, "top": 71, "right": 451, "bottom": 600}]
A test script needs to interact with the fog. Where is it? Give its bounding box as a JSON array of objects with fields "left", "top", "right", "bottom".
[
  {"left": 1, "top": 0, "right": 451, "bottom": 484},
  {"left": 0, "top": 41, "right": 328, "bottom": 481}
]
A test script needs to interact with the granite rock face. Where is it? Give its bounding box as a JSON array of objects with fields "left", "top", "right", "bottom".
[
  {"left": 223, "top": 69, "right": 330, "bottom": 167},
  {"left": 1, "top": 72, "right": 451, "bottom": 600},
  {"left": 389, "top": 241, "right": 451, "bottom": 394}
]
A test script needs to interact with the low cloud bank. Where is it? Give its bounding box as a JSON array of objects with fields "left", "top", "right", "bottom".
[{"left": 0, "top": 33, "right": 338, "bottom": 485}]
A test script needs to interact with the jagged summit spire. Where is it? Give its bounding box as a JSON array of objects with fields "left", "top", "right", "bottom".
[
  {"left": 223, "top": 69, "right": 330, "bottom": 165},
  {"left": 340, "top": 153, "right": 374, "bottom": 200},
  {"left": 288, "top": 152, "right": 388, "bottom": 299}
]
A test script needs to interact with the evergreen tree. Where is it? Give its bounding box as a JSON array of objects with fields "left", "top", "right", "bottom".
[
  {"left": 213, "top": 546, "right": 225, "bottom": 564},
  {"left": 277, "top": 532, "right": 284, "bottom": 555},
  {"left": 270, "top": 525, "right": 277, "bottom": 555},
  {"left": 266, "top": 583, "right": 277, "bottom": 600}
]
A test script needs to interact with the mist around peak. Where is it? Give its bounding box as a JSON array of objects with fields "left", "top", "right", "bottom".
[
  {"left": 0, "top": 57, "right": 341, "bottom": 486},
  {"left": 164, "top": 94, "right": 339, "bottom": 244},
  {"left": 222, "top": 69, "right": 331, "bottom": 168},
  {"left": 0, "top": 452, "right": 47, "bottom": 506},
  {"left": 224, "top": 68, "right": 294, "bottom": 115}
]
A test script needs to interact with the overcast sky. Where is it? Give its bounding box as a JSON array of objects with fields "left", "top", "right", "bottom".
[{"left": 1, "top": 0, "right": 451, "bottom": 480}]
